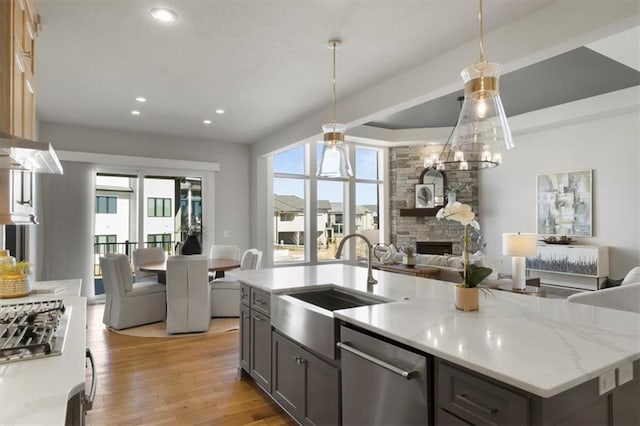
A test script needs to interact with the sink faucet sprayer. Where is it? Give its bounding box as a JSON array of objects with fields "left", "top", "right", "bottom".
[{"left": 335, "top": 233, "right": 378, "bottom": 286}]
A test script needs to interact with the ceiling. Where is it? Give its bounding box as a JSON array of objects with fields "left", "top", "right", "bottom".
[
  {"left": 34, "top": 0, "right": 557, "bottom": 145},
  {"left": 366, "top": 46, "right": 640, "bottom": 129}
]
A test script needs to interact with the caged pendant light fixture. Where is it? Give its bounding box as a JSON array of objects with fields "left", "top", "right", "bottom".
[
  {"left": 317, "top": 39, "right": 353, "bottom": 178},
  {"left": 429, "top": 0, "right": 513, "bottom": 171}
]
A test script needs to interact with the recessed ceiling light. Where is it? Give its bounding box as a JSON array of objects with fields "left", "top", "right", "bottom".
[
  {"left": 131, "top": 110, "right": 141, "bottom": 116},
  {"left": 203, "top": 119, "right": 212, "bottom": 125},
  {"left": 215, "top": 109, "right": 225, "bottom": 114},
  {"left": 135, "top": 97, "right": 147, "bottom": 103},
  {"left": 150, "top": 7, "right": 178, "bottom": 23}
]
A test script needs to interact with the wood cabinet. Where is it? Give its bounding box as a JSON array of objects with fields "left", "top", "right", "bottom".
[
  {"left": 272, "top": 330, "right": 340, "bottom": 426},
  {"left": 0, "top": 0, "right": 38, "bottom": 224},
  {"left": 1, "top": 0, "right": 37, "bottom": 138},
  {"left": 239, "top": 284, "right": 272, "bottom": 392}
]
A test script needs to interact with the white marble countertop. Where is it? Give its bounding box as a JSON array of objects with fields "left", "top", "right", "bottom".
[
  {"left": 230, "top": 265, "right": 640, "bottom": 398},
  {"left": 0, "top": 279, "right": 86, "bottom": 426}
]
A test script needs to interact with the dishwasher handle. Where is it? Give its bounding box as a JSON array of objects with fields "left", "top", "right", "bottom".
[
  {"left": 337, "top": 341, "right": 415, "bottom": 380},
  {"left": 84, "top": 348, "right": 97, "bottom": 411}
]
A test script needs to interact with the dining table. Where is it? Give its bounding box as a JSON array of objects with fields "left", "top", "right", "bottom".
[{"left": 139, "top": 257, "right": 241, "bottom": 283}]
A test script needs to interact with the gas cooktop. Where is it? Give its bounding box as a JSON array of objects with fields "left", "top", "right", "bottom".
[{"left": 0, "top": 299, "right": 70, "bottom": 364}]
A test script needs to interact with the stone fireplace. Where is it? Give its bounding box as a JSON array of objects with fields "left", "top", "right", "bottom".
[{"left": 389, "top": 146, "right": 480, "bottom": 256}]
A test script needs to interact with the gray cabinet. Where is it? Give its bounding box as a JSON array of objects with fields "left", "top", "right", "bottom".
[
  {"left": 436, "top": 360, "right": 529, "bottom": 425},
  {"left": 272, "top": 330, "right": 305, "bottom": 419},
  {"left": 239, "top": 303, "right": 250, "bottom": 372},
  {"left": 238, "top": 284, "right": 272, "bottom": 393},
  {"left": 436, "top": 358, "right": 640, "bottom": 426},
  {"left": 272, "top": 330, "right": 340, "bottom": 426},
  {"left": 250, "top": 309, "right": 271, "bottom": 391}
]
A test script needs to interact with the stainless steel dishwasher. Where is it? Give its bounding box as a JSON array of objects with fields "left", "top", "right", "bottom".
[{"left": 338, "top": 325, "right": 432, "bottom": 425}]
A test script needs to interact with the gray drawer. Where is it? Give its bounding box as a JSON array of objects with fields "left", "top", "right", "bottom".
[
  {"left": 251, "top": 287, "right": 271, "bottom": 316},
  {"left": 437, "top": 360, "right": 529, "bottom": 426},
  {"left": 437, "top": 408, "right": 472, "bottom": 425},
  {"left": 240, "top": 283, "right": 250, "bottom": 306}
]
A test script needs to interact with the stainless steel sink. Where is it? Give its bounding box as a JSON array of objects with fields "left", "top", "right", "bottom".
[
  {"left": 288, "top": 288, "right": 385, "bottom": 311},
  {"left": 271, "top": 286, "right": 389, "bottom": 360}
]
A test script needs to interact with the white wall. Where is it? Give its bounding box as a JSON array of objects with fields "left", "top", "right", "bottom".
[
  {"left": 39, "top": 122, "right": 251, "bottom": 252},
  {"left": 480, "top": 108, "right": 640, "bottom": 278}
]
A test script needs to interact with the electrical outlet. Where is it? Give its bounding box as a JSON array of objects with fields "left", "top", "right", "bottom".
[
  {"left": 618, "top": 362, "right": 634, "bottom": 386},
  {"left": 598, "top": 370, "right": 616, "bottom": 395},
  {"left": 223, "top": 230, "right": 230, "bottom": 237}
]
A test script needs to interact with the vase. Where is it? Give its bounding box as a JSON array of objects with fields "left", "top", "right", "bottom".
[
  {"left": 454, "top": 285, "right": 479, "bottom": 312},
  {"left": 181, "top": 235, "right": 202, "bottom": 255},
  {"left": 447, "top": 192, "right": 457, "bottom": 204},
  {"left": 402, "top": 254, "right": 416, "bottom": 267}
]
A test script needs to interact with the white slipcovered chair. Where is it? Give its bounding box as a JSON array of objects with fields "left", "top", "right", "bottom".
[
  {"left": 210, "top": 248, "right": 262, "bottom": 317},
  {"left": 567, "top": 267, "right": 640, "bottom": 314},
  {"left": 100, "top": 254, "right": 167, "bottom": 330},
  {"left": 166, "top": 255, "right": 211, "bottom": 334},
  {"left": 208, "top": 245, "right": 241, "bottom": 279},
  {"left": 133, "top": 247, "right": 166, "bottom": 283}
]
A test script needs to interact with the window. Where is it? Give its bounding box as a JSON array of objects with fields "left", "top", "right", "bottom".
[
  {"left": 270, "top": 142, "right": 385, "bottom": 266},
  {"left": 317, "top": 180, "right": 344, "bottom": 260},
  {"left": 147, "top": 233, "right": 172, "bottom": 252},
  {"left": 147, "top": 197, "right": 171, "bottom": 217},
  {"left": 354, "top": 147, "right": 382, "bottom": 260},
  {"left": 96, "top": 196, "right": 116, "bottom": 214},
  {"left": 95, "top": 235, "right": 117, "bottom": 255},
  {"left": 273, "top": 146, "right": 307, "bottom": 263},
  {"left": 280, "top": 213, "right": 295, "bottom": 222}
]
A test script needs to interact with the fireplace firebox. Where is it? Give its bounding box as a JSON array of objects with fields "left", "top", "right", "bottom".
[{"left": 416, "top": 241, "right": 453, "bottom": 255}]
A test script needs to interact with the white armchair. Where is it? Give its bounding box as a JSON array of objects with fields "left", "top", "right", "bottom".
[
  {"left": 210, "top": 248, "right": 262, "bottom": 317},
  {"left": 166, "top": 255, "right": 211, "bottom": 334},
  {"left": 133, "top": 247, "right": 166, "bottom": 283},
  {"left": 100, "top": 254, "right": 167, "bottom": 330},
  {"left": 567, "top": 268, "right": 640, "bottom": 314}
]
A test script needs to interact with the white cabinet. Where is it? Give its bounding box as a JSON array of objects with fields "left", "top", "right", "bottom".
[
  {"left": 526, "top": 245, "right": 609, "bottom": 290},
  {"left": 0, "top": 169, "right": 35, "bottom": 223}
]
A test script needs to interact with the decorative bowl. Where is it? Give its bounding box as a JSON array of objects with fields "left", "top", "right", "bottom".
[{"left": 540, "top": 236, "right": 575, "bottom": 245}]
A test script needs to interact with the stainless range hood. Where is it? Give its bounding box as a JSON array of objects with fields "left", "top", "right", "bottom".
[{"left": 0, "top": 131, "right": 63, "bottom": 174}]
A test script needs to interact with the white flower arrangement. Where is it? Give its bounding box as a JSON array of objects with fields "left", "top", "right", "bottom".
[{"left": 436, "top": 202, "right": 491, "bottom": 288}]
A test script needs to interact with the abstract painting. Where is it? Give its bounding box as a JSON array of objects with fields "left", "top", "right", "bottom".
[{"left": 537, "top": 170, "right": 592, "bottom": 236}]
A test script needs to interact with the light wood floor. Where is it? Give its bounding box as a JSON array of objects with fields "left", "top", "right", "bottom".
[{"left": 85, "top": 303, "right": 294, "bottom": 425}]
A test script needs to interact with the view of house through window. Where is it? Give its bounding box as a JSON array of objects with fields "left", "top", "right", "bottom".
[
  {"left": 273, "top": 143, "right": 383, "bottom": 264},
  {"left": 93, "top": 173, "right": 203, "bottom": 295}
]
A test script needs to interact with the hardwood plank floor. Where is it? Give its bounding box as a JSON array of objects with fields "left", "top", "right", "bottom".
[{"left": 85, "top": 303, "right": 294, "bottom": 425}]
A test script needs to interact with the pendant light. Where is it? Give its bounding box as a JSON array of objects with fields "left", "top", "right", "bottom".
[
  {"left": 435, "top": 0, "right": 513, "bottom": 171},
  {"left": 317, "top": 39, "right": 353, "bottom": 178}
]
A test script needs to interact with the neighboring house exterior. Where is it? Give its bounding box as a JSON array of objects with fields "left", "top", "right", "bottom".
[
  {"left": 274, "top": 195, "right": 378, "bottom": 247},
  {"left": 94, "top": 177, "right": 176, "bottom": 269}
]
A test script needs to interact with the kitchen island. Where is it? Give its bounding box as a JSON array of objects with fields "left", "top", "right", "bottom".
[
  {"left": 0, "top": 279, "right": 87, "bottom": 426},
  {"left": 230, "top": 264, "right": 640, "bottom": 425}
]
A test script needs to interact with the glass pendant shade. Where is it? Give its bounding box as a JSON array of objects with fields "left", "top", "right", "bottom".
[
  {"left": 448, "top": 62, "right": 513, "bottom": 170},
  {"left": 317, "top": 122, "right": 352, "bottom": 178}
]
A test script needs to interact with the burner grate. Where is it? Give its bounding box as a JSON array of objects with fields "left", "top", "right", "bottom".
[{"left": 0, "top": 299, "right": 65, "bottom": 363}]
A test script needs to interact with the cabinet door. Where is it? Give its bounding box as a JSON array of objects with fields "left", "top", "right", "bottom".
[
  {"left": 303, "top": 347, "right": 340, "bottom": 426},
  {"left": 239, "top": 303, "right": 250, "bottom": 373},
  {"left": 272, "top": 331, "right": 305, "bottom": 422},
  {"left": 250, "top": 310, "right": 271, "bottom": 392},
  {"left": 11, "top": 50, "right": 24, "bottom": 136},
  {"left": 22, "top": 71, "right": 34, "bottom": 139}
]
